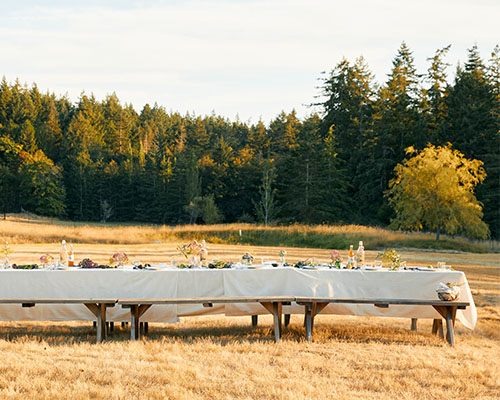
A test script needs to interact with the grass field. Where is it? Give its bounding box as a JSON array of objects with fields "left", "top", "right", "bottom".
[
  {"left": 0, "top": 216, "right": 499, "bottom": 399},
  {"left": 1, "top": 213, "right": 498, "bottom": 253}
]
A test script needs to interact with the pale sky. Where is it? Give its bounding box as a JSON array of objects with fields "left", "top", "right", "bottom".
[{"left": 1, "top": 0, "right": 499, "bottom": 123}]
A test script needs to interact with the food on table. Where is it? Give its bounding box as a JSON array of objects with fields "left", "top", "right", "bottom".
[
  {"left": 12, "top": 264, "right": 38, "bottom": 269},
  {"left": 78, "top": 259, "right": 113, "bottom": 269}
]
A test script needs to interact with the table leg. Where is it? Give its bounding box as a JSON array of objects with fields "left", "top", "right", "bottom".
[
  {"left": 284, "top": 314, "right": 290, "bottom": 327},
  {"left": 251, "top": 315, "right": 258, "bottom": 327},
  {"left": 259, "top": 302, "right": 283, "bottom": 342},
  {"left": 131, "top": 305, "right": 139, "bottom": 341},
  {"left": 96, "top": 305, "right": 103, "bottom": 343},
  {"left": 305, "top": 304, "right": 312, "bottom": 342},
  {"left": 433, "top": 306, "right": 457, "bottom": 346},
  {"left": 101, "top": 303, "right": 107, "bottom": 340},
  {"left": 411, "top": 318, "right": 417, "bottom": 331},
  {"left": 273, "top": 302, "right": 282, "bottom": 342},
  {"left": 445, "top": 308, "right": 455, "bottom": 347}
]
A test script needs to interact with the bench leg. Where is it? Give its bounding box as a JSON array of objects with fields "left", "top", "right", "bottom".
[
  {"left": 411, "top": 318, "right": 417, "bottom": 331},
  {"left": 284, "top": 314, "right": 290, "bottom": 327},
  {"left": 139, "top": 322, "right": 149, "bottom": 336},
  {"left": 251, "top": 315, "right": 258, "bottom": 327},
  {"left": 432, "top": 319, "right": 444, "bottom": 338}
]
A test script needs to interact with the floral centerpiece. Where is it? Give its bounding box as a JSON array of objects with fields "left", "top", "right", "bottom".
[
  {"left": 278, "top": 250, "right": 287, "bottom": 265},
  {"left": 330, "top": 250, "right": 342, "bottom": 268},
  {"left": 109, "top": 252, "right": 128, "bottom": 267},
  {"left": 177, "top": 240, "right": 205, "bottom": 267},
  {"left": 40, "top": 254, "right": 54, "bottom": 267},
  {"left": 241, "top": 252, "right": 254, "bottom": 265},
  {"left": 1, "top": 241, "right": 11, "bottom": 268},
  {"left": 377, "top": 248, "right": 404, "bottom": 270},
  {"left": 199, "top": 240, "right": 208, "bottom": 266}
]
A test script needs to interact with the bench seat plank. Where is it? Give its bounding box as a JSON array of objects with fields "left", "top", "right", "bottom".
[
  {"left": 0, "top": 299, "right": 117, "bottom": 304},
  {"left": 294, "top": 297, "right": 469, "bottom": 307},
  {"left": 118, "top": 296, "right": 296, "bottom": 305}
]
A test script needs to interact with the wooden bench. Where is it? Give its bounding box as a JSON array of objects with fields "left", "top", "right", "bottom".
[
  {"left": 294, "top": 297, "right": 470, "bottom": 346},
  {"left": 118, "top": 297, "right": 295, "bottom": 342},
  {"left": 0, "top": 299, "right": 117, "bottom": 343}
]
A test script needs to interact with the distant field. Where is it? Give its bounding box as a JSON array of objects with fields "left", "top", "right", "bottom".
[
  {"left": 1, "top": 213, "right": 498, "bottom": 253},
  {"left": 0, "top": 214, "right": 499, "bottom": 399}
]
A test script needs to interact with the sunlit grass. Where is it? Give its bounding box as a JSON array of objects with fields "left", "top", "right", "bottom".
[{"left": 1, "top": 213, "right": 497, "bottom": 253}]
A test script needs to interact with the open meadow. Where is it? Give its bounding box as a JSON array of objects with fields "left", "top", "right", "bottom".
[{"left": 0, "top": 216, "right": 499, "bottom": 399}]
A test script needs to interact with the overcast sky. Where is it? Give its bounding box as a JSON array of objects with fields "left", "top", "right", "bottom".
[{"left": 1, "top": 0, "right": 499, "bottom": 123}]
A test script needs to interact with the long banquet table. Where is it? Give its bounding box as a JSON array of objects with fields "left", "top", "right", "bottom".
[{"left": 0, "top": 266, "right": 477, "bottom": 330}]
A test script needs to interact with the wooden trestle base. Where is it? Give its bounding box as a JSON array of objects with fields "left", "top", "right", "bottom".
[{"left": 0, "top": 297, "right": 469, "bottom": 346}]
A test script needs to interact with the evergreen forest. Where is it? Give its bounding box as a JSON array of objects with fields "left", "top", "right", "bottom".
[{"left": 1, "top": 43, "right": 499, "bottom": 238}]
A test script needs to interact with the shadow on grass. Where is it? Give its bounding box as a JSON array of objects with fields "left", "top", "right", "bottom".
[{"left": 0, "top": 319, "right": 452, "bottom": 348}]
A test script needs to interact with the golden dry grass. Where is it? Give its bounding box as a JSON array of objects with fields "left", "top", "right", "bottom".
[
  {"left": 0, "top": 217, "right": 499, "bottom": 399},
  {"left": 0, "top": 214, "right": 410, "bottom": 244},
  {"left": 2, "top": 213, "right": 498, "bottom": 253}
]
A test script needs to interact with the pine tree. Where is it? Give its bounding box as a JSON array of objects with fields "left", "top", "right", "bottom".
[{"left": 445, "top": 45, "right": 500, "bottom": 238}]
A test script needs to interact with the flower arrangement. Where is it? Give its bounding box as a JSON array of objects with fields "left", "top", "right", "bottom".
[
  {"left": 178, "top": 240, "right": 208, "bottom": 267},
  {"left": 1, "top": 241, "right": 11, "bottom": 258},
  {"left": 241, "top": 252, "right": 254, "bottom": 265},
  {"left": 1, "top": 241, "right": 11, "bottom": 268},
  {"left": 177, "top": 241, "right": 203, "bottom": 259},
  {"left": 377, "top": 248, "right": 403, "bottom": 270},
  {"left": 330, "top": 250, "right": 342, "bottom": 268},
  {"left": 109, "top": 252, "right": 128, "bottom": 266},
  {"left": 279, "top": 250, "right": 287, "bottom": 264},
  {"left": 40, "top": 254, "right": 54, "bottom": 265},
  {"left": 199, "top": 240, "right": 208, "bottom": 264}
]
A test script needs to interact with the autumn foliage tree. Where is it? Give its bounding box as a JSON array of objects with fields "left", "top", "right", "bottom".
[{"left": 387, "top": 144, "right": 489, "bottom": 240}]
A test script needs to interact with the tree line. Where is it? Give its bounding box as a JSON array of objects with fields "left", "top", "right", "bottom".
[{"left": 0, "top": 43, "right": 499, "bottom": 238}]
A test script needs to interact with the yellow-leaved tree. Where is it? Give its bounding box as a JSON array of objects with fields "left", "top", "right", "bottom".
[{"left": 387, "top": 143, "right": 489, "bottom": 240}]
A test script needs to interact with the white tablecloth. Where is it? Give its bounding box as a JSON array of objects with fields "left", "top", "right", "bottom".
[{"left": 0, "top": 268, "right": 476, "bottom": 329}]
